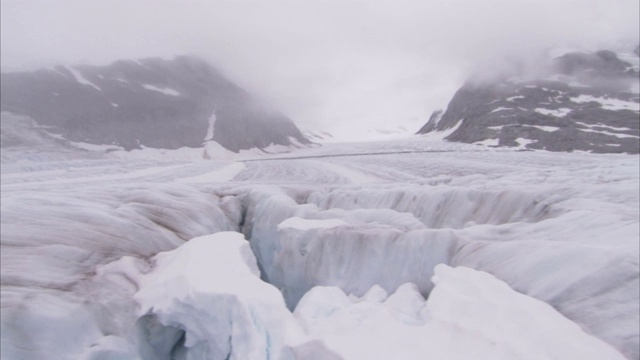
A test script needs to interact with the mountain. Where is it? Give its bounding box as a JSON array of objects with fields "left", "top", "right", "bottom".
[
  {"left": 417, "top": 49, "right": 640, "bottom": 153},
  {"left": 0, "top": 56, "right": 310, "bottom": 152}
]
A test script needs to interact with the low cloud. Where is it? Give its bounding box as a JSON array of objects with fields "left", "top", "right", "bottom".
[{"left": 2, "top": 0, "right": 638, "bottom": 133}]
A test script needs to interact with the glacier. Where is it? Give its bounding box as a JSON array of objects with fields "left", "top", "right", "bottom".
[{"left": 1, "top": 138, "right": 638, "bottom": 359}]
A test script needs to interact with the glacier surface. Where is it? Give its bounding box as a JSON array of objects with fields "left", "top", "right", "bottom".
[{"left": 1, "top": 137, "right": 638, "bottom": 359}]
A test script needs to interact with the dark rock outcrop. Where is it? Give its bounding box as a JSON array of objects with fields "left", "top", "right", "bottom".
[
  {"left": 1, "top": 56, "right": 309, "bottom": 152},
  {"left": 417, "top": 49, "right": 640, "bottom": 153}
]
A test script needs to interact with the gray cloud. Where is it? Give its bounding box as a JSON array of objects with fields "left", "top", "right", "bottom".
[{"left": 2, "top": 0, "right": 638, "bottom": 134}]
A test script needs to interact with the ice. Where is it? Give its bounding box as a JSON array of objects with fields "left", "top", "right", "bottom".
[
  {"left": 141, "top": 84, "right": 181, "bottom": 96},
  {"left": 1, "top": 136, "right": 638, "bottom": 359},
  {"left": 1, "top": 291, "right": 104, "bottom": 360},
  {"left": 68, "top": 141, "right": 123, "bottom": 152},
  {"left": 246, "top": 185, "right": 554, "bottom": 308},
  {"left": 294, "top": 265, "right": 626, "bottom": 360},
  {"left": 570, "top": 95, "right": 640, "bottom": 112},
  {"left": 135, "top": 232, "right": 302, "bottom": 360},
  {"left": 318, "top": 162, "right": 382, "bottom": 184},
  {"left": 1, "top": 182, "right": 243, "bottom": 359},
  {"left": 176, "top": 162, "right": 246, "bottom": 183},
  {"left": 278, "top": 217, "right": 349, "bottom": 230}
]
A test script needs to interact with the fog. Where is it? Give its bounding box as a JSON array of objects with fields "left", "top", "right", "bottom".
[{"left": 2, "top": 0, "right": 638, "bottom": 136}]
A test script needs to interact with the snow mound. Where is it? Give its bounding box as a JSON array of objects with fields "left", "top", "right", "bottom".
[{"left": 294, "top": 264, "right": 626, "bottom": 360}]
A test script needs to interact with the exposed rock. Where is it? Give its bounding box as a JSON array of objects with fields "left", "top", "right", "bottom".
[
  {"left": 0, "top": 56, "right": 310, "bottom": 152},
  {"left": 417, "top": 50, "right": 640, "bottom": 153}
]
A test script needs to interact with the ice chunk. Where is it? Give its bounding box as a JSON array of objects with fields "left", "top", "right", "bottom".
[
  {"left": 0, "top": 292, "right": 103, "bottom": 359},
  {"left": 135, "top": 232, "right": 302, "bottom": 360}
]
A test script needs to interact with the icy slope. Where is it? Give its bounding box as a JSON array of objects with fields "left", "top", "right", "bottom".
[{"left": 0, "top": 183, "right": 241, "bottom": 359}]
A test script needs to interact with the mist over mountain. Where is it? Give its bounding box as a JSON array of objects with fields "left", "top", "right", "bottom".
[
  {"left": 3, "top": 0, "right": 638, "bottom": 136},
  {"left": 1, "top": 1, "right": 639, "bottom": 360},
  {"left": 1, "top": 56, "right": 309, "bottom": 152},
  {"left": 417, "top": 48, "right": 640, "bottom": 153}
]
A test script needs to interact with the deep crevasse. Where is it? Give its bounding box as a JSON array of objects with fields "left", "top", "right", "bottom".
[{"left": 0, "top": 182, "right": 636, "bottom": 359}]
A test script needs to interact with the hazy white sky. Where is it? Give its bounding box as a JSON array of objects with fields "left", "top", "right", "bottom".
[{"left": 2, "top": 0, "right": 638, "bottom": 135}]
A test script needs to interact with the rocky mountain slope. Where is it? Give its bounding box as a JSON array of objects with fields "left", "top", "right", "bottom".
[
  {"left": 417, "top": 49, "right": 640, "bottom": 153},
  {"left": 1, "top": 56, "right": 309, "bottom": 152}
]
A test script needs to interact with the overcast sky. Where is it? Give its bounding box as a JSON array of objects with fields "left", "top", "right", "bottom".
[{"left": 2, "top": 0, "right": 638, "bottom": 137}]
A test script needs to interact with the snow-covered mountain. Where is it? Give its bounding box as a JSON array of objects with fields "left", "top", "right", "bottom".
[
  {"left": 417, "top": 48, "right": 640, "bottom": 153},
  {"left": 0, "top": 56, "right": 310, "bottom": 153}
]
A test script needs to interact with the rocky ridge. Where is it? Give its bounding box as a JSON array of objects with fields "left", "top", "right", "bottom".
[
  {"left": 417, "top": 49, "right": 640, "bottom": 153},
  {"left": 1, "top": 56, "right": 310, "bottom": 153}
]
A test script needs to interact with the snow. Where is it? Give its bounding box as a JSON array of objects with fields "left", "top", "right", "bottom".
[
  {"left": 570, "top": 95, "right": 640, "bottom": 112},
  {"left": 67, "top": 66, "right": 102, "bottom": 91},
  {"left": 319, "top": 161, "right": 382, "bottom": 184},
  {"left": 141, "top": 84, "right": 181, "bottom": 96},
  {"left": 617, "top": 51, "right": 640, "bottom": 72},
  {"left": 489, "top": 106, "right": 512, "bottom": 113},
  {"left": 49, "top": 67, "right": 71, "bottom": 78},
  {"left": 278, "top": 217, "right": 349, "bottom": 230},
  {"left": 474, "top": 138, "right": 500, "bottom": 146},
  {"left": 575, "top": 121, "right": 634, "bottom": 131},
  {"left": 514, "top": 137, "right": 537, "bottom": 148},
  {"left": 293, "top": 265, "right": 626, "bottom": 360},
  {"left": 527, "top": 125, "right": 560, "bottom": 132},
  {"left": 107, "top": 141, "right": 293, "bottom": 162},
  {"left": 534, "top": 107, "right": 572, "bottom": 117},
  {"left": 431, "top": 110, "right": 444, "bottom": 126},
  {"left": 1, "top": 136, "right": 638, "bottom": 359},
  {"left": 204, "top": 110, "right": 216, "bottom": 141},
  {"left": 176, "top": 162, "right": 245, "bottom": 183},
  {"left": 579, "top": 128, "right": 639, "bottom": 139},
  {"left": 110, "top": 144, "right": 225, "bottom": 161},
  {"left": 69, "top": 141, "right": 123, "bottom": 152},
  {"left": 417, "top": 118, "right": 465, "bottom": 141}
]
